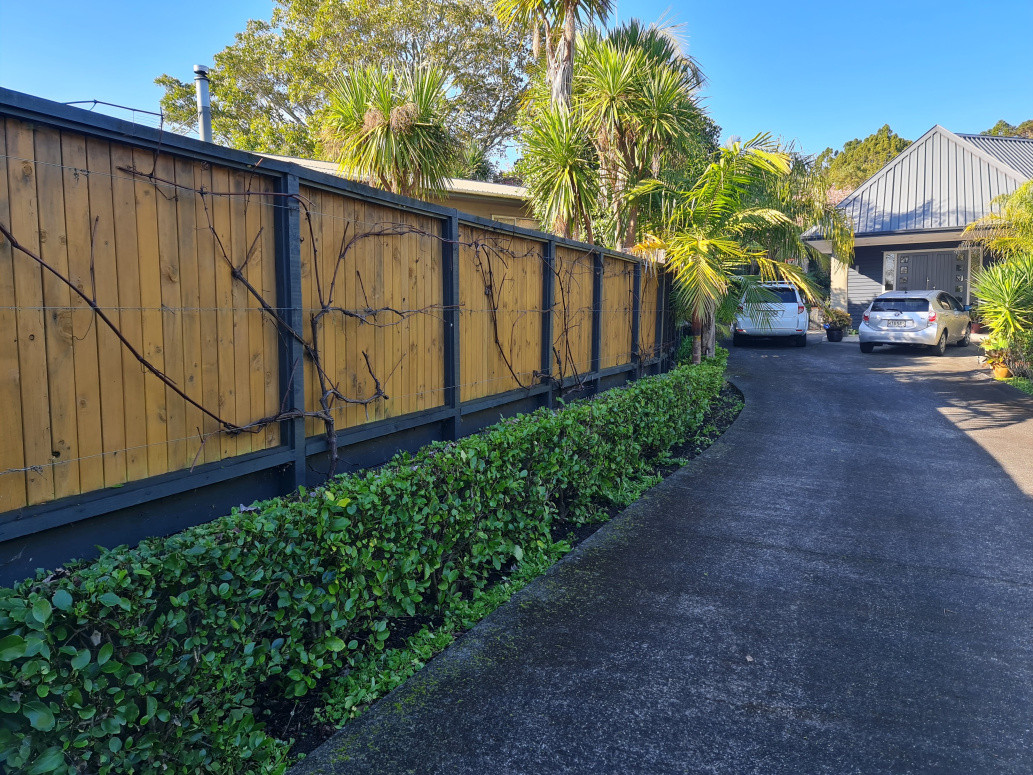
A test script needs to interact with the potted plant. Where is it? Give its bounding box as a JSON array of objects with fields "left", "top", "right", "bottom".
[
  {"left": 822, "top": 307, "right": 852, "bottom": 342},
  {"left": 982, "top": 332, "right": 1012, "bottom": 380}
]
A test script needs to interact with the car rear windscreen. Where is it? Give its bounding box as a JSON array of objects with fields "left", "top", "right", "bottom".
[
  {"left": 759, "top": 288, "right": 798, "bottom": 303},
  {"left": 871, "top": 298, "right": 929, "bottom": 312}
]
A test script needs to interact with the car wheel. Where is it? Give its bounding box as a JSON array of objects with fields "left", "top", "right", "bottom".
[
  {"left": 859, "top": 342, "right": 874, "bottom": 353},
  {"left": 733, "top": 332, "right": 745, "bottom": 347},
  {"left": 933, "top": 331, "right": 947, "bottom": 356},
  {"left": 794, "top": 334, "right": 807, "bottom": 347},
  {"left": 957, "top": 325, "right": 971, "bottom": 347}
]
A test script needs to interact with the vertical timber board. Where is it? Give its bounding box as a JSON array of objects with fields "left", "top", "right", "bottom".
[
  {"left": 192, "top": 160, "right": 221, "bottom": 465},
  {"left": 631, "top": 260, "right": 642, "bottom": 373},
  {"left": 131, "top": 147, "right": 169, "bottom": 475},
  {"left": 442, "top": 213, "right": 460, "bottom": 436},
  {"left": 540, "top": 239, "right": 555, "bottom": 406},
  {"left": 7, "top": 119, "right": 54, "bottom": 504},
  {"left": 210, "top": 166, "right": 237, "bottom": 458},
  {"left": 275, "top": 173, "right": 306, "bottom": 487},
  {"left": 244, "top": 170, "right": 267, "bottom": 454},
  {"left": 0, "top": 118, "right": 28, "bottom": 511},
  {"left": 260, "top": 179, "right": 279, "bottom": 449},
  {"left": 105, "top": 142, "right": 140, "bottom": 483},
  {"left": 591, "top": 252, "right": 602, "bottom": 376},
  {"left": 153, "top": 154, "right": 187, "bottom": 470},
  {"left": 60, "top": 131, "right": 104, "bottom": 496},
  {"left": 228, "top": 170, "right": 253, "bottom": 455},
  {"left": 35, "top": 126, "right": 81, "bottom": 498},
  {"left": 298, "top": 186, "right": 318, "bottom": 439},
  {"left": 173, "top": 156, "right": 203, "bottom": 469}
]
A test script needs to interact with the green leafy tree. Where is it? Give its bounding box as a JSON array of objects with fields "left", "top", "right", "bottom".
[
  {"left": 157, "top": 0, "right": 531, "bottom": 158},
  {"left": 815, "top": 124, "right": 911, "bottom": 192},
  {"left": 983, "top": 119, "right": 1033, "bottom": 139},
  {"left": 322, "top": 65, "right": 460, "bottom": 199}
]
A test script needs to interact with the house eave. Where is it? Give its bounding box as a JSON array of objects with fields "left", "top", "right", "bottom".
[{"left": 804, "top": 227, "right": 968, "bottom": 254}]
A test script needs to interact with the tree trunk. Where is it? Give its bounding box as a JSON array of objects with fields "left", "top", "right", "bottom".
[
  {"left": 549, "top": 6, "right": 576, "bottom": 108},
  {"left": 701, "top": 310, "right": 717, "bottom": 360},
  {"left": 622, "top": 206, "right": 638, "bottom": 252},
  {"left": 691, "top": 317, "right": 702, "bottom": 365}
]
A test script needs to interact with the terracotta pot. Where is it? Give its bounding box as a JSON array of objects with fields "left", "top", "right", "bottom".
[{"left": 992, "top": 363, "right": 1012, "bottom": 380}]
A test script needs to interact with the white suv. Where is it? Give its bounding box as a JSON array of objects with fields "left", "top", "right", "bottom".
[{"left": 732, "top": 283, "right": 809, "bottom": 348}]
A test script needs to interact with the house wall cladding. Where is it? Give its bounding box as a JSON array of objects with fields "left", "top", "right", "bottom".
[
  {"left": 0, "top": 91, "right": 674, "bottom": 577},
  {"left": 846, "top": 241, "right": 967, "bottom": 324}
]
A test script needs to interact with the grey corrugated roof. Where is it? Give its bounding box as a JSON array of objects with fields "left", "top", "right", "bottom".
[
  {"left": 956, "top": 133, "right": 1033, "bottom": 179},
  {"left": 831, "top": 126, "right": 1028, "bottom": 236}
]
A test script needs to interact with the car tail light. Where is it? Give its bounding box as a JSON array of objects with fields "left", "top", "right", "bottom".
[
  {"left": 797, "top": 304, "right": 805, "bottom": 314},
  {"left": 928, "top": 311, "right": 937, "bottom": 322},
  {"left": 863, "top": 311, "right": 870, "bottom": 323}
]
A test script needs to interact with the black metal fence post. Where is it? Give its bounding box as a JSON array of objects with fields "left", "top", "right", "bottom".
[
  {"left": 541, "top": 239, "right": 556, "bottom": 409},
  {"left": 631, "top": 261, "right": 642, "bottom": 379},
  {"left": 274, "top": 173, "right": 307, "bottom": 488},
  {"left": 442, "top": 212, "right": 461, "bottom": 439},
  {"left": 591, "top": 252, "right": 603, "bottom": 391}
]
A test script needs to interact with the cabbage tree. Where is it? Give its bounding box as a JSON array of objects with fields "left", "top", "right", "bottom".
[{"left": 323, "top": 64, "right": 460, "bottom": 199}]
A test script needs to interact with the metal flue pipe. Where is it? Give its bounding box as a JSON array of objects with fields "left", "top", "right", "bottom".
[{"left": 193, "top": 65, "right": 212, "bottom": 143}]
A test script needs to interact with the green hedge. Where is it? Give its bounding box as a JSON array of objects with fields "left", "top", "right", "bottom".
[{"left": 0, "top": 353, "right": 727, "bottom": 774}]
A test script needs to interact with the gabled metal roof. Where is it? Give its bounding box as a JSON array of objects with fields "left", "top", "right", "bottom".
[
  {"left": 826, "top": 125, "right": 1028, "bottom": 237},
  {"left": 956, "top": 133, "right": 1033, "bottom": 179}
]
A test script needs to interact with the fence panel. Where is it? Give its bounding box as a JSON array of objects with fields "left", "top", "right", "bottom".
[
  {"left": 552, "top": 244, "right": 595, "bottom": 381},
  {"left": 600, "top": 256, "right": 635, "bottom": 369},
  {"left": 298, "top": 185, "right": 446, "bottom": 436},
  {"left": 639, "top": 269, "right": 661, "bottom": 358},
  {"left": 458, "top": 223, "right": 544, "bottom": 401},
  {"left": 0, "top": 117, "right": 280, "bottom": 513}
]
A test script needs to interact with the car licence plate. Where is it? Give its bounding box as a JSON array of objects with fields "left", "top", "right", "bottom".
[{"left": 887, "top": 320, "right": 907, "bottom": 327}]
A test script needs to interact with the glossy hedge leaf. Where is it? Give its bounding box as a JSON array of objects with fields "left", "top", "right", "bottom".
[
  {"left": 0, "top": 634, "right": 27, "bottom": 661},
  {"left": 25, "top": 746, "right": 66, "bottom": 775},
  {"left": 51, "top": 589, "right": 73, "bottom": 612},
  {"left": 24, "top": 700, "right": 56, "bottom": 731}
]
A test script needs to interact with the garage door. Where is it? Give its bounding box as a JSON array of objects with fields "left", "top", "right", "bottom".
[{"left": 896, "top": 251, "right": 968, "bottom": 298}]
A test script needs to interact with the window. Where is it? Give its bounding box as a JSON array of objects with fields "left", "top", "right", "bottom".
[
  {"left": 760, "top": 287, "right": 799, "bottom": 303},
  {"left": 937, "top": 295, "right": 952, "bottom": 311},
  {"left": 871, "top": 298, "right": 929, "bottom": 312}
]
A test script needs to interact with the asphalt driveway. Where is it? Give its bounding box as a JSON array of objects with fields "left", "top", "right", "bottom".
[{"left": 294, "top": 335, "right": 1033, "bottom": 775}]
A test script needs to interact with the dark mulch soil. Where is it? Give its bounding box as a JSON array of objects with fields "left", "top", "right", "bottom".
[{"left": 261, "top": 380, "right": 744, "bottom": 757}]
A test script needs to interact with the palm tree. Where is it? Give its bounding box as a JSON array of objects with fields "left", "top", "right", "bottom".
[
  {"left": 494, "top": 0, "right": 614, "bottom": 107},
  {"left": 578, "top": 22, "right": 707, "bottom": 249},
  {"left": 519, "top": 19, "right": 713, "bottom": 246},
  {"left": 322, "top": 64, "right": 460, "bottom": 199},
  {"left": 964, "top": 180, "right": 1033, "bottom": 259},
  {"left": 520, "top": 105, "right": 598, "bottom": 241},
  {"left": 634, "top": 134, "right": 797, "bottom": 364}
]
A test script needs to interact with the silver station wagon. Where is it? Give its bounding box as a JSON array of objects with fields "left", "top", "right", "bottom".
[{"left": 858, "top": 290, "right": 972, "bottom": 355}]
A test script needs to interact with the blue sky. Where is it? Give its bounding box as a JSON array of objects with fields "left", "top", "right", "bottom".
[{"left": 2, "top": 0, "right": 1031, "bottom": 158}]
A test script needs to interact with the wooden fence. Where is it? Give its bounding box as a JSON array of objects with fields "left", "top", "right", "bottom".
[{"left": 0, "top": 89, "right": 674, "bottom": 580}]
